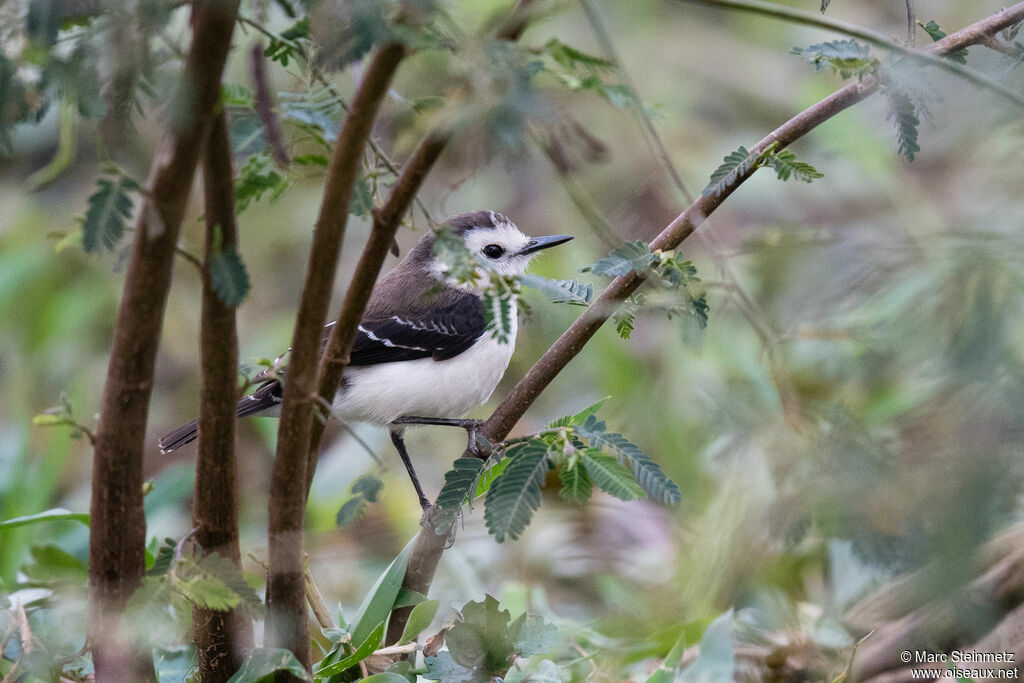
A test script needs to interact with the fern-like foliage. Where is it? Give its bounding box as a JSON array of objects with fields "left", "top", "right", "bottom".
[
  {"left": 82, "top": 173, "right": 139, "bottom": 253},
  {"left": 592, "top": 432, "right": 683, "bottom": 505},
  {"left": 520, "top": 274, "right": 593, "bottom": 306},
  {"left": 558, "top": 461, "right": 592, "bottom": 503},
  {"left": 483, "top": 442, "right": 551, "bottom": 543},
  {"left": 582, "top": 240, "right": 658, "bottom": 276},
  {"left": 581, "top": 449, "right": 645, "bottom": 501},
  {"left": 768, "top": 150, "right": 826, "bottom": 183},
  {"left": 432, "top": 458, "right": 485, "bottom": 534},
  {"left": 792, "top": 40, "right": 877, "bottom": 79},
  {"left": 702, "top": 146, "right": 760, "bottom": 198},
  {"left": 885, "top": 88, "right": 921, "bottom": 161},
  {"left": 234, "top": 154, "right": 290, "bottom": 213},
  {"left": 482, "top": 275, "right": 519, "bottom": 344}
]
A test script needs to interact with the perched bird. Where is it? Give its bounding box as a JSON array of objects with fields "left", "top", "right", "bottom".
[{"left": 158, "top": 211, "right": 573, "bottom": 507}]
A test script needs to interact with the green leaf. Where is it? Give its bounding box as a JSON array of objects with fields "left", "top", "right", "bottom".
[
  {"left": 520, "top": 274, "right": 593, "bottom": 306},
  {"left": 228, "top": 647, "right": 312, "bottom": 682},
  {"left": 350, "top": 536, "right": 415, "bottom": 646},
  {"left": 594, "top": 432, "right": 682, "bottom": 505},
  {"left": 362, "top": 674, "right": 413, "bottom": 683},
  {"left": 544, "top": 38, "right": 614, "bottom": 72},
  {"left": 335, "top": 496, "right": 367, "bottom": 526},
  {"left": 483, "top": 443, "right": 550, "bottom": 543},
  {"left": 177, "top": 576, "right": 240, "bottom": 611},
  {"left": 208, "top": 243, "right": 251, "bottom": 307},
  {"left": 702, "top": 146, "right": 759, "bottom": 198},
  {"left": 20, "top": 543, "right": 87, "bottom": 584},
  {"left": 220, "top": 83, "right": 253, "bottom": 107},
  {"left": 885, "top": 88, "right": 921, "bottom": 161},
  {"left": 645, "top": 631, "right": 687, "bottom": 683},
  {"left": 0, "top": 507, "right": 89, "bottom": 530},
  {"left": 191, "top": 553, "right": 264, "bottom": 613},
  {"left": 433, "top": 458, "right": 485, "bottom": 534},
  {"left": 919, "top": 20, "right": 969, "bottom": 64},
  {"left": 315, "top": 621, "right": 386, "bottom": 676},
  {"left": 234, "top": 154, "right": 290, "bottom": 213},
  {"left": 581, "top": 451, "right": 644, "bottom": 501},
  {"left": 614, "top": 306, "right": 638, "bottom": 339},
  {"left": 482, "top": 275, "right": 517, "bottom": 344},
  {"left": 398, "top": 599, "right": 440, "bottom": 645},
  {"left": 393, "top": 587, "right": 429, "bottom": 609},
  {"left": 433, "top": 226, "right": 480, "bottom": 285},
  {"left": 768, "top": 150, "right": 824, "bottom": 183},
  {"left": 505, "top": 659, "right": 562, "bottom": 683},
  {"left": 82, "top": 175, "right": 139, "bottom": 253},
  {"left": 446, "top": 595, "right": 514, "bottom": 673},
  {"left": 509, "top": 612, "right": 560, "bottom": 656},
  {"left": 558, "top": 461, "right": 592, "bottom": 503},
  {"left": 423, "top": 651, "right": 477, "bottom": 682},
  {"left": 583, "top": 240, "right": 657, "bottom": 277}
]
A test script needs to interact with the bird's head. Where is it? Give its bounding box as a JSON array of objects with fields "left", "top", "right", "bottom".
[{"left": 431, "top": 211, "right": 573, "bottom": 284}]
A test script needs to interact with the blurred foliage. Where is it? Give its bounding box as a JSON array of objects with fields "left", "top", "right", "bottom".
[{"left": 1, "top": 0, "right": 1024, "bottom": 680}]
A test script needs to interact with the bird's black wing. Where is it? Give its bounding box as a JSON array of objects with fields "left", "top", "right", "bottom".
[{"left": 350, "top": 308, "right": 486, "bottom": 366}]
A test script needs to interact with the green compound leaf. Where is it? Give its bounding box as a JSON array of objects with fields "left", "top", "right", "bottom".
[
  {"left": 919, "top": 20, "right": 969, "bottom": 64},
  {"left": 593, "top": 433, "right": 682, "bottom": 505},
  {"left": 520, "top": 274, "right": 593, "bottom": 306},
  {"left": 885, "top": 88, "right": 921, "bottom": 161},
  {"left": 483, "top": 443, "right": 550, "bottom": 543},
  {"left": 792, "top": 39, "right": 877, "bottom": 79},
  {"left": 432, "top": 458, "right": 486, "bottom": 534},
  {"left": 82, "top": 174, "right": 139, "bottom": 253},
  {"left": 702, "top": 146, "right": 759, "bottom": 198},
  {"left": 581, "top": 450, "right": 644, "bottom": 501},
  {"left": 583, "top": 240, "right": 658, "bottom": 277},
  {"left": 208, "top": 243, "right": 251, "bottom": 307},
  {"left": 557, "top": 461, "right": 592, "bottom": 503},
  {"left": 482, "top": 275, "right": 518, "bottom": 344},
  {"left": 768, "top": 150, "right": 824, "bottom": 183}
]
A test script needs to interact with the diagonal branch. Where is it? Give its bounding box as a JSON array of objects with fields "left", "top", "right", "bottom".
[
  {"left": 87, "top": 1, "right": 240, "bottom": 680},
  {"left": 386, "top": 0, "right": 1024, "bottom": 643},
  {"left": 266, "top": 39, "right": 408, "bottom": 671}
]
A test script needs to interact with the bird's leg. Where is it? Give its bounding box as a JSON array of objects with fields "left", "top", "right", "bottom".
[
  {"left": 391, "top": 416, "right": 488, "bottom": 458},
  {"left": 388, "top": 426, "right": 431, "bottom": 511}
]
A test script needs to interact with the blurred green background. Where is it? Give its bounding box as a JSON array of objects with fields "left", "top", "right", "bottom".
[{"left": 2, "top": 0, "right": 1023, "bottom": 677}]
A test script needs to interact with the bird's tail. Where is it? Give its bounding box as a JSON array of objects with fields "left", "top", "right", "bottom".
[
  {"left": 157, "top": 379, "right": 283, "bottom": 454},
  {"left": 158, "top": 419, "right": 199, "bottom": 454}
]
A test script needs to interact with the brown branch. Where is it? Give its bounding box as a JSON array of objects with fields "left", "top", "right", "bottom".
[
  {"left": 193, "top": 110, "right": 254, "bottom": 682},
  {"left": 307, "top": 132, "right": 447, "bottom": 483},
  {"left": 87, "top": 1, "right": 240, "bottom": 680},
  {"left": 385, "top": 0, "right": 1024, "bottom": 644},
  {"left": 265, "top": 40, "right": 407, "bottom": 671}
]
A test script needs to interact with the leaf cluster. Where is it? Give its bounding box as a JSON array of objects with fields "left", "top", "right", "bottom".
[
  {"left": 581, "top": 241, "right": 710, "bottom": 337},
  {"left": 424, "top": 595, "right": 559, "bottom": 682},
  {"left": 335, "top": 474, "right": 385, "bottom": 526},
  {"left": 918, "top": 20, "right": 969, "bottom": 65},
  {"left": 432, "top": 400, "right": 681, "bottom": 544}
]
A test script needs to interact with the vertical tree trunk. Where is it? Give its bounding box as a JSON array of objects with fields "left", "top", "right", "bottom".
[
  {"left": 192, "top": 110, "right": 254, "bottom": 682},
  {"left": 88, "top": 2, "right": 240, "bottom": 679}
]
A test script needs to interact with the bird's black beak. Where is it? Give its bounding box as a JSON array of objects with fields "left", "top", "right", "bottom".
[{"left": 519, "top": 234, "right": 574, "bottom": 255}]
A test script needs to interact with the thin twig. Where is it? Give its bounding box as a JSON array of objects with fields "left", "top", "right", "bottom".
[
  {"left": 681, "top": 0, "right": 1024, "bottom": 108},
  {"left": 905, "top": 0, "right": 916, "bottom": 46}
]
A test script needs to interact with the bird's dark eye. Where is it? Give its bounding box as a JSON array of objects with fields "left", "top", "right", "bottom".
[{"left": 482, "top": 244, "right": 505, "bottom": 259}]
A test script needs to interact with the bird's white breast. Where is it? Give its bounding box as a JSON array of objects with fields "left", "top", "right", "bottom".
[{"left": 331, "top": 307, "right": 517, "bottom": 425}]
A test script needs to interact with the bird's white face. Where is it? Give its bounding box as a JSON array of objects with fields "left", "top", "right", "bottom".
[{"left": 463, "top": 217, "right": 538, "bottom": 278}]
